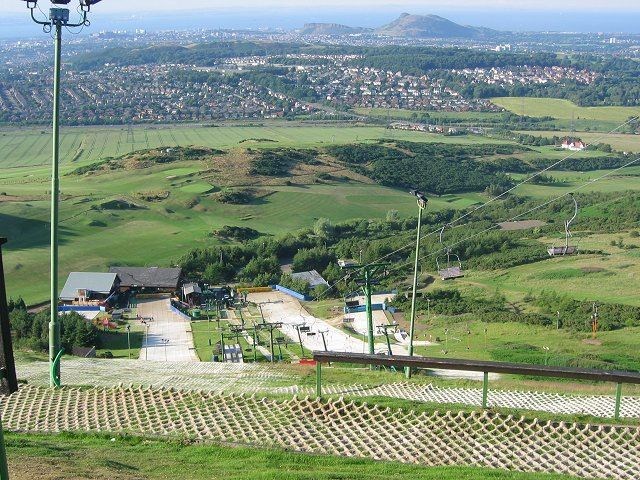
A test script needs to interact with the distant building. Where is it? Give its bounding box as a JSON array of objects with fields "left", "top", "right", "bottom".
[
  {"left": 561, "top": 138, "right": 586, "bottom": 151},
  {"left": 109, "top": 266, "right": 182, "bottom": 294},
  {"left": 290, "top": 270, "right": 329, "bottom": 289},
  {"left": 59, "top": 272, "right": 119, "bottom": 306}
]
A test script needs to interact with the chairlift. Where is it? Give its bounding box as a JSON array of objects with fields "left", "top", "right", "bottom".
[
  {"left": 436, "top": 226, "right": 464, "bottom": 280},
  {"left": 306, "top": 332, "right": 317, "bottom": 337},
  {"left": 299, "top": 326, "right": 311, "bottom": 333},
  {"left": 548, "top": 195, "right": 579, "bottom": 256}
]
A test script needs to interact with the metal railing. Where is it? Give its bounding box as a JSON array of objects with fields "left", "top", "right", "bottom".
[{"left": 312, "top": 351, "right": 640, "bottom": 421}]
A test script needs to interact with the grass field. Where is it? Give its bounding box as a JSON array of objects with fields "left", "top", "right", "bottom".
[
  {"left": 517, "top": 130, "right": 640, "bottom": 153},
  {"left": 0, "top": 122, "right": 510, "bottom": 170},
  {"left": 4, "top": 432, "right": 579, "bottom": 480},
  {"left": 353, "top": 107, "right": 505, "bottom": 121},
  {"left": 0, "top": 122, "right": 497, "bottom": 303},
  {"left": 191, "top": 309, "right": 311, "bottom": 362},
  {"left": 492, "top": 97, "right": 640, "bottom": 124},
  {"left": 1, "top": 122, "right": 638, "bottom": 305}
]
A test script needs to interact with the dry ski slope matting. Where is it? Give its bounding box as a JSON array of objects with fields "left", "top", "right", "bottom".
[
  {"left": 17, "top": 358, "right": 640, "bottom": 419},
  {"left": 1, "top": 385, "right": 639, "bottom": 480}
]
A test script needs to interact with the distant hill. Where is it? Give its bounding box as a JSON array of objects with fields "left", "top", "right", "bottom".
[
  {"left": 375, "top": 13, "right": 496, "bottom": 39},
  {"left": 298, "top": 23, "right": 370, "bottom": 36}
]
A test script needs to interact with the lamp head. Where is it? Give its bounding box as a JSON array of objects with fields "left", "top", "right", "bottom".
[{"left": 410, "top": 189, "right": 428, "bottom": 208}]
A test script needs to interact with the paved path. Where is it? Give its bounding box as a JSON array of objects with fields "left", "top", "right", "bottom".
[{"left": 137, "top": 297, "right": 198, "bottom": 362}]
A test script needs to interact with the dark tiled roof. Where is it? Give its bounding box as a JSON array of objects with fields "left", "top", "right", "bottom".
[{"left": 109, "top": 267, "right": 182, "bottom": 289}]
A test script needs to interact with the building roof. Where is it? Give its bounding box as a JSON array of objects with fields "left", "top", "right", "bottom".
[
  {"left": 290, "top": 270, "right": 329, "bottom": 288},
  {"left": 183, "top": 282, "right": 202, "bottom": 296},
  {"left": 60, "top": 272, "right": 118, "bottom": 301},
  {"left": 108, "top": 266, "right": 182, "bottom": 289}
]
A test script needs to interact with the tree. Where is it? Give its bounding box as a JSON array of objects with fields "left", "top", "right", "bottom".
[
  {"left": 314, "top": 218, "right": 334, "bottom": 239},
  {"left": 203, "top": 262, "right": 235, "bottom": 284},
  {"left": 386, "top": 209, "right": 399, "bottom": 222},
  {"left": 239, "top": 256, "right": 281, "bottom": 285},
  {"left": 292, "top": 247, "right": 335, "bottom": 273}
]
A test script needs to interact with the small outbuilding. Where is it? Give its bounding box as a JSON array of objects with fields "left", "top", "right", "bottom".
[
  {"left": 290, "top": 270, "right": 329, "bottom": 289},
  {"left": 59, "top": 272, "right": 120, "bottom": 306}
]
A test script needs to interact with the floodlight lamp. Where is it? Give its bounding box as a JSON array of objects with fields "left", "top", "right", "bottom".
[{"left": 410, "top": 189, "right": 428, "bottom": 203}]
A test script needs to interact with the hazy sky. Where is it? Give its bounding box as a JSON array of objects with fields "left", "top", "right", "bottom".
[{"left": 5, "top": 0, "right": 640, "bottom": 13}]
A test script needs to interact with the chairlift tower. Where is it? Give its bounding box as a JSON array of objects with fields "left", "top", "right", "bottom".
[
  {"left": 19, "top": 0, "right": 103, "bottom": 388},
  {"left": 340, "top": 261, "right": 388, "bottom": 367},
  {"left": 376, "top": 323, "right": 399, "bottom": 357},
  {"left": 406, "top": 190, "right": 428, "bottom": 378}
]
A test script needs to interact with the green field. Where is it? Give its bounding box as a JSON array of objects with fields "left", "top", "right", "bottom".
[
  {"left": 5, "top": 432, "right": 578, "bottom": 480},
  {"left": 353, "top": 107, "right": 504, "bottom": 121},
  {"left": 517, "top": 130, "right": 640, "bottom": 153},
  {"left": 0, "top": 122, "right": 509, "bottom": 170},
  {"left": 1, "top": 122, "right": 639, "bottom": 306},
  {"left": 492, "top": 97, "right": 640, "bottom": 124},
  {"left": 0, "top": 122, "right": 501, "bottom": 303}
]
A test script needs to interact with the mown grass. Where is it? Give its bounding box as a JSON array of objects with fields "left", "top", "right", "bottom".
[
  {"left": 0, "top": 122, "right": 504, "bottom": 170},
  {"left": 4, "top": 432, "right": 582, "bottom": 480},
  {"left": 492, "top": 97, "right": 640, "bottom": 123},
  {"left": 516, "top": 130, "right": 640, "bottom": 153}
]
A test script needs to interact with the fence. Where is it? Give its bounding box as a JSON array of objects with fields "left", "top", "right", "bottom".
[
  {"left": 312, "top": 351, "right": 640, "bottom": 420},
  {"left": 58, "top": 305, "right": 104, "bottom": 312},
  {"left": 274, "top": 285, "right": 311, "bottom": 301},
  {"left": 169, "top": 302, "right": 191, "bottom": 321}
]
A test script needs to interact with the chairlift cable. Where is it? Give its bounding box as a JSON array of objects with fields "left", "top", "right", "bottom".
[
  {"left": 383, "top": 153, "right": 640, "bottom": 279},
  {"left": 313, "top": 124, "right": 640, "bottom": 303},
  {"left": 347, "top": 116, "right": 639, "bottom": 274}
]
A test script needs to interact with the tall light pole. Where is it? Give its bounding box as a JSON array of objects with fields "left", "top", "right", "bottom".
[
  {"left": 406, "top": 190, "right": 428, "bottom": 379},
  {"left": 20, "top": 0, "right": 103, "bottom": 388}
]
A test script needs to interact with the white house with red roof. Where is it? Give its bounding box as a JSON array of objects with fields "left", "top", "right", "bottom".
[{"left": 561, "top": 138, "right": 586, "bottom": 151}]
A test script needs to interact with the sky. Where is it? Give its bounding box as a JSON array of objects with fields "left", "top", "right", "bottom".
[
  {"left": 5, "top": 0, "right": 640, "bottom": 14},
  {"left": 3, "top": 1, "right": 640, "bottom": 35}
]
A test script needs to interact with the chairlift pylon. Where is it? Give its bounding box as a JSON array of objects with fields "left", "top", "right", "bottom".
[
  {"left": 436, "top": 225, "right": 464, "bottom": 280},
  {"left": 548, "top": 195, "right": 579, "bottom": 256}
]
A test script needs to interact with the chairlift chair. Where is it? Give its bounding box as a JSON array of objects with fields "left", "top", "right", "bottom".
[
  {"left": 548, "top": 195, "right": 579, "bottom": 257},
  {"left": 436, "top": 226, "right": 464, "bottom": 280}
]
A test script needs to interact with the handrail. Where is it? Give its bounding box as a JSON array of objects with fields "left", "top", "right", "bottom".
[
  {"left": 312, "top": 351, "right": 640, "bottom": 384},
  {"left": 312, "top": 351, "right": 640, "bottom": 420}
]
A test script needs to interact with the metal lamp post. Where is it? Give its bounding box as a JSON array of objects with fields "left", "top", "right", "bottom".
[
  {"left": 406, "top": 190, "right": 428, "bottom": 379},
  {"left": 126, "top": 324, "right": 131, "bottom": 359},
  {"left": 20, "top": 0, "right": 103, "bottom": 388}
]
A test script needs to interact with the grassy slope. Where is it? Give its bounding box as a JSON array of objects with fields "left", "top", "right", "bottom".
[
  {"left": 0, "top": 124, "right": 501, "bottom": 303},
  {"left": 1, "top": 123, "right": 639, "bottom": 305},
  {"left": 4, "top": 432, "right": 580, "bottom": 480},
  {"left": 492, "top": 97, "right": 640, "bottom": 123}
]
